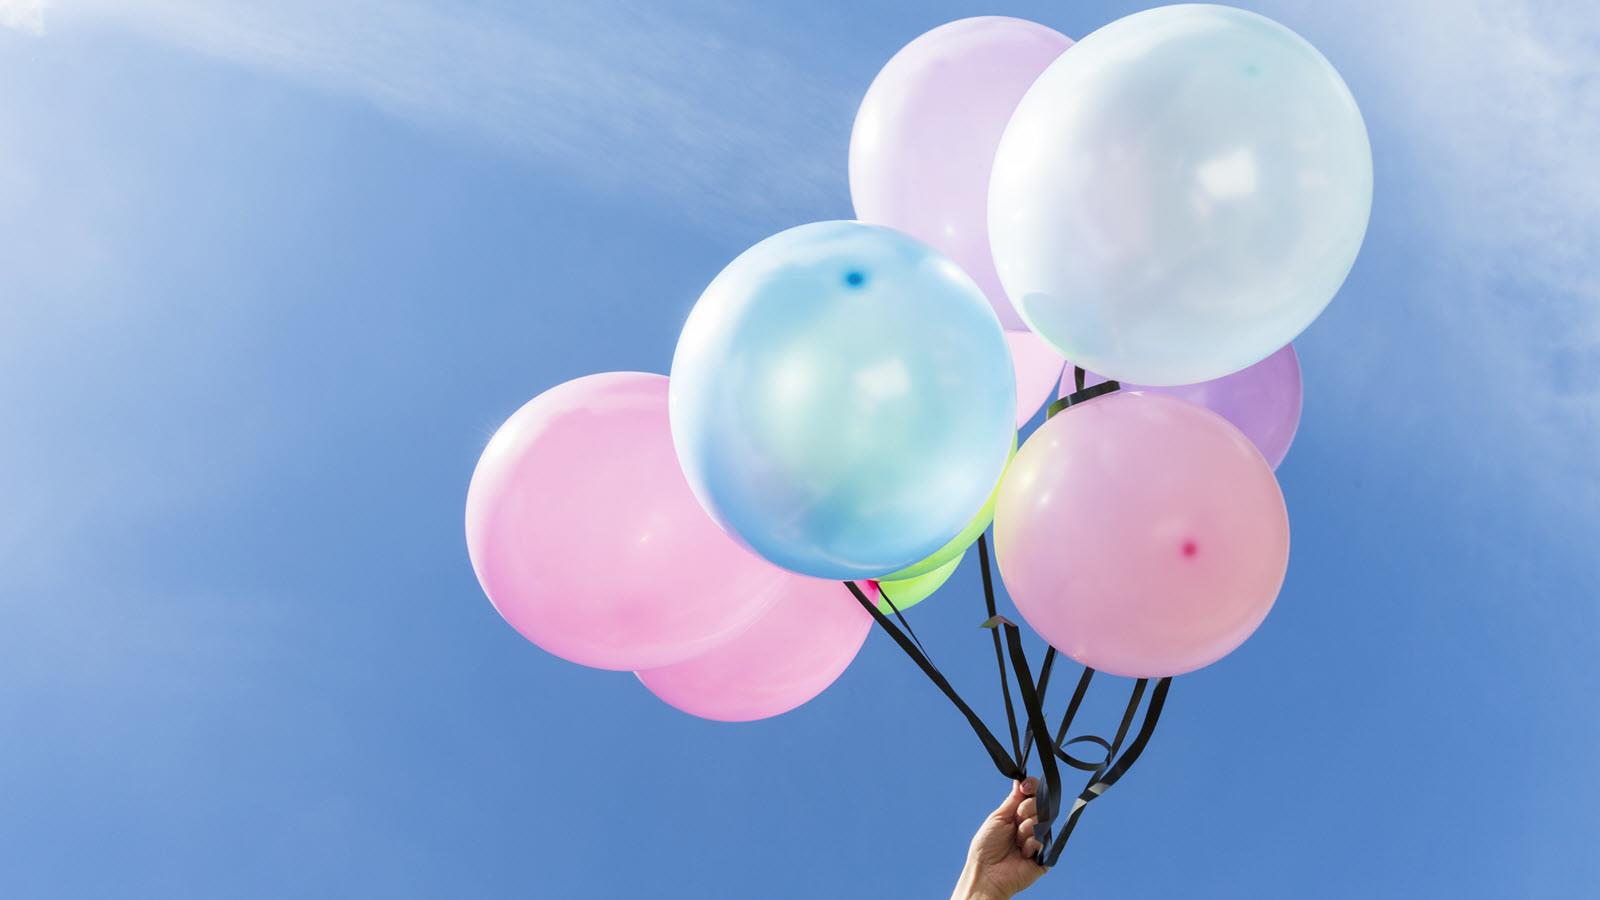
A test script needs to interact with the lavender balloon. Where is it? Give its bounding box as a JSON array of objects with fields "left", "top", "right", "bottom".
[
  {"left": 1058, "top": 345, "right": 1303, "bottom": 469},
  {"left": 849, "top": 17, "right": 1073, "bottom": 331}
]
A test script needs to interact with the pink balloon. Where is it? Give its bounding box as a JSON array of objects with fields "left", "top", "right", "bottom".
[
  {"left": 637, "top": 581, "right": 876, "bottom": 722},
  {"left": 850, "top": 17, "right": 1073, "bottom": 331},
  {"left": 465, "top": 372, "right": 786, "bottom": 671},
  {"left": 1007, "top": 330, "right": 1066, "bottom": 428},
  {"left": 994, "top": 392, "right": 1289, "bottom": 677},
  {"left": 1058, "top": 345, "right": 1303, "bottom": 469}
]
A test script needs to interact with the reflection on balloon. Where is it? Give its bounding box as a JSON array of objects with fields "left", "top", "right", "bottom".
[
  {"left": 994, "top": 392, "right": 1289, "bottom": 677},
  {"left": 636, "top": 580, "right": 875, "bottom": 722},
  {"left": 850, "top": 16, "right": 1073, "bottom": 330},
  {"left": 990, "top": 5, "right": 1371, "bottom": 385},
  {"left": 879, "top": 434, "right": 1015, "bottom": 581},
  {"left": 1059, "top": 345, "right": 1302, "bottom": 469},
  {"left": 670, "top": 221, "right": 1016, "bottom": 580},
  {"left": 465, "top": 373, "right": 784, "bottom": 671}
]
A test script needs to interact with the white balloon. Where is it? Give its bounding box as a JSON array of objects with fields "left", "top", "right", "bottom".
[{"left": 989, "top": 5, "right": 1371, "bottom": 386}]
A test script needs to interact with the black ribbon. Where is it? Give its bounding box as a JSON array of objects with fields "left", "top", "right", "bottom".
[
  {"left": 1000, "top": 622, "right": 1062, "bottom": 861},
  {"left": 1042, "top": 677, "right": 1170, "bottom": 867},
  {"left": 840, "top": 373, "right": 1175, "bottom": 869},
  {"left": 976, "top": 534, "right": 1023, "bottom": 765},
  {"left": 848, "top": 568, "right": 1172, "bottom": 869},
  {"left": 877, "top": 583, "right": 932, "bottom": 663},
  {"left": 844, "top": 581, "right": 1023, "bottom": 781},
  {"left": 1018, "top": 647, "right": 1055, "bottom": 769},
  {"left": 1045, "top": 378, "right": 1120, "bottom": 418}
]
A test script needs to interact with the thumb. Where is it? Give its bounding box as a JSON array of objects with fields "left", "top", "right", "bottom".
[{"left": 990, "top": 778, "right": 1033, "bottom": 822}]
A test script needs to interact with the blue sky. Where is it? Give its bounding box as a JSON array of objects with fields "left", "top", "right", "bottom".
[{"left": 1, "top": 1, "right": 1596, "bottom": 897}]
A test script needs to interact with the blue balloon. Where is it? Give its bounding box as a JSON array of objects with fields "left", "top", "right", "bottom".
[{"left": 669, "top": 221, "right": 1016, "bottom": 580}]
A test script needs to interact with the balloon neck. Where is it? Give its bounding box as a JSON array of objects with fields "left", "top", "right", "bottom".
[{"left": 1045, "top": 379, "right": 1120, "bottom": 419}]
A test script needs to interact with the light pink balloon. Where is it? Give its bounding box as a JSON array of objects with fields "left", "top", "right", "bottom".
[
  {"left": 994, "top": 392, "right": 1289, "bottom": 677},
  {"left": 850, "top": 17, "right": 1073, "bottom": 330},
  {"left": 1007, "top": 330, "right": 1066, "bottom": 428},
  {"left": 465, "top": 372, "right": 785, "bottom": 671},
  {"left": 637, "top": 581, "right": 876, "bottom": 722}
]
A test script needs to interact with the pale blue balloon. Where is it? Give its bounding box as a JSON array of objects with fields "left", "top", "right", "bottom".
[
  {"left": 669, "top": 221, "right": 1016, "bottom": 580},
  {"left": 989, "top": 4, "right": 1372, "bottom": 386}
]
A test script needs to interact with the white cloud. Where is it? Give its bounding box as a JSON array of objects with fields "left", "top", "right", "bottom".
[
  {"left": 0, "top": 0, "right": 45, "bottom": 34},
  {"left": 1262, "top": 0, "right": 1600, "bottom": 495},
  {"left": 43, "top": 1, "right": 1592, "bottom": 369},
  {"left": 1410, "top": 2, "right": 1598, "bottom": 471},
  {"left": 20, "top": 0, "right": 1600, "bottom": 500},
  {"left": 1365, "top": 1, "right": 1598, "bottom": 318},
  {"left": 45, "top": 0, "right": 851, "bottom": 233}
]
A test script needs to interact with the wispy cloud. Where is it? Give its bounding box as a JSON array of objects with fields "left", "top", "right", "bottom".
[
  {"left": 49, "top": 1, "right": 1595, "bottom": 375},
  {"left": 1361, "top": 0, "right": 1599, "bottom": 343},
  {"left": 1266, "top": 0, "right": 1600, "bottom": 494},
  {"left": 1, "top": 0, "right": 45, "bottom": 34},
  {"left": 1393, "top": 0, "right": 1599, "bottom": 481},
  {"left": 20, "top": 0, "right": 1600, "bottom": 503},
  {"left": 48, "top": 0, "right": 853, "bottom": 232}
]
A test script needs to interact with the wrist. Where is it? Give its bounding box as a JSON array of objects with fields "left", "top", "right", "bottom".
[{"left": 952, "top": 863, "right": 1006, "bottom": 900}]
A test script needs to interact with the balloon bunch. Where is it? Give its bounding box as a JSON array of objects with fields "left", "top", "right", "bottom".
[{"left": 465, "top": 5, "right": 1369, "bottom": 867}]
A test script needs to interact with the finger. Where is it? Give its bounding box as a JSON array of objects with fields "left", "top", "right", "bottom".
[
  {"left": 1020, "top": 777, "right": 1037, "bottom": 796},
  {"left": 1022, "top": 837, "right": 1042, "bottom": 859},
  {"left": 1017, "top": 797, "right": 1037, "bottom": 822},
  {"left": 1016, "top": 817, "right": 1038, "bottom": 848},
  {"left": 990, "top": 781, "right": 1026, "bottom": 822}
]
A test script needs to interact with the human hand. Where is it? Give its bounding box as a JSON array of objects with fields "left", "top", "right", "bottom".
[{"left": 950, "top": 778, "right": 1049, "bottom": 900}]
